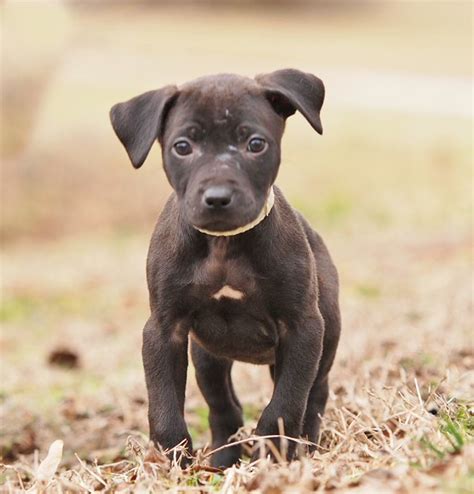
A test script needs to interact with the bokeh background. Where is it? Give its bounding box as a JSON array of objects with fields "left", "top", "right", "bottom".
[{"left": 1, "top": 1, "right": 472, "bottom": 491}]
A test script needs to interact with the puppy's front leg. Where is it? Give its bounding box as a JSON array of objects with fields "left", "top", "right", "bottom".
[
  {"left": 254, "top": 315, "right": 324, "bottom": 459},
  {"left": 142, "top": 315, "right": 192, "bottom": 456}
]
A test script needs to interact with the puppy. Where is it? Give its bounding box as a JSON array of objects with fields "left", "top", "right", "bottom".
[{"left": 110, "top": 69, "right": 341, "bottom": 467}]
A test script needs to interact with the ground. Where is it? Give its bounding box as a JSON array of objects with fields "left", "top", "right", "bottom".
[{"left": 1, "top": 2, "right": 472, "bottom": 492}]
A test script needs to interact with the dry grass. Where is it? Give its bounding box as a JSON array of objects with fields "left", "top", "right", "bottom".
[
  {"left": 1, "top": 2, "right": 472, "bottom": 493},
  {"left": 1, "top": 230, "right": 472, "bottom": 492}
]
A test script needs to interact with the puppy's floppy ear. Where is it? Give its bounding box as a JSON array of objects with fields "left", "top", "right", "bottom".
[
  {"left": 255, "top": 69, "right": 325, "bottom": 135},
  {"left": 110, "top": 85, "right": 178, "bottom": 168}
]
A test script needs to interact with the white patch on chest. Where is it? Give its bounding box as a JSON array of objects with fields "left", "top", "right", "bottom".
[{"left": 211, "top": 285, "right": 245, "bottom": 301}]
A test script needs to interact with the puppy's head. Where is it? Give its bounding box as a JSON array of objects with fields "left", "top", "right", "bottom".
[{"left": 110, "top": 69, "right": 324, "bottom": 233}]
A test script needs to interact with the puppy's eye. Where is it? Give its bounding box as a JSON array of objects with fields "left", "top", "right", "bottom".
[
  {"left": 247, "top": 137, "right": 267, "bottom": 153},
  {"left": 173, "top": 140, "right": 192, "bottom": 156}
]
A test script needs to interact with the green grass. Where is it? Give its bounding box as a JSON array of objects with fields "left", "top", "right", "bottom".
[{"left": 421, "top": 404, "right": 474, "bottom": 461}]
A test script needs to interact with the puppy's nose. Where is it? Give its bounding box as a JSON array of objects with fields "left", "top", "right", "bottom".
[{"left": 203, "top": 186, "right": 233, "bottom": 209}]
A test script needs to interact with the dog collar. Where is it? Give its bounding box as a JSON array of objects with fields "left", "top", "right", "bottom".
[{"left": 194, "top": 187, "right": 275, "bottom": 237}]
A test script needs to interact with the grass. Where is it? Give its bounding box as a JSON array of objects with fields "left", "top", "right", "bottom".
[
  {"left": 422, "top": 405, "right": 474, "bottom": 460},
  {"left": 1, "top": 226, "right": 471, "bottom": 491},
  {"left": 1, "top": 2, "right": 472, "bottom": 492}
]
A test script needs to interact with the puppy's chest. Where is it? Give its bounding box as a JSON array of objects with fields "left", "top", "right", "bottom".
[
  {"left": 187, "top": 238, "right": 277, "bottom": 363},
  {"left": 190, "top": 239, "right": 259, "bottom": 304}
]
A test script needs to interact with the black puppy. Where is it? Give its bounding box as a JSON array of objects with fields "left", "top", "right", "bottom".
[{"left": 110, "top": 69, "right": 341, "bottom": 468}]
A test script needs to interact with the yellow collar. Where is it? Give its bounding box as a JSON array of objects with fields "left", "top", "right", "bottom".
[{"left": 194, "top": 187, "right": 275, "bottom": 237}]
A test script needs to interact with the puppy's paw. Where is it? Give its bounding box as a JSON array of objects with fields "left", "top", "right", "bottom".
[
  {"left": 210, "top": 443, "right": 242, "bottom": 469},
  {"left": 250, "top": 435, "right": 296, "bottom": 463},
  {"left": 252, "top": 410, "right": 299, "bottom": 462},
  {"left": 151, "top": 432, "right": 194, "bottom": 467}
]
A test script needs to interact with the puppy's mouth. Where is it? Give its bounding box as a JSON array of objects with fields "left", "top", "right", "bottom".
[
  {"left": 186, "top": 187, "right": 274, "bottom": 236},
  {"left": 188, "top": 208, "right": 256, "bottom": 233},
  {"left": 195, "top": 217, "right": 250, "bottom": 232}
]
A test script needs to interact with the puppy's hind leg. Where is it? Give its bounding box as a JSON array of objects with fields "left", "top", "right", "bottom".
[
  {"left": 190, "top": 341, "right": 243, "bottom": 468},
  {"left": 302, "top": 290, "right": 341, "bottom": 452},
  {"left": 302, "top": 375, "right": 329, "bottom": 451}
]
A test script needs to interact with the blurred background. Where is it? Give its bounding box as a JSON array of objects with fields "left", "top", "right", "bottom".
[{"left": 1, "top": 0, "right": 472, "bottom": 476}]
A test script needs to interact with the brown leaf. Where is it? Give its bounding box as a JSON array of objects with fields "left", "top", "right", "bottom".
[
  {"left": 143, "top": 443, "right": 170, "bottom": 472},
  {"left": 48, "top": 347, "right": 80, "bottom": 369}
]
